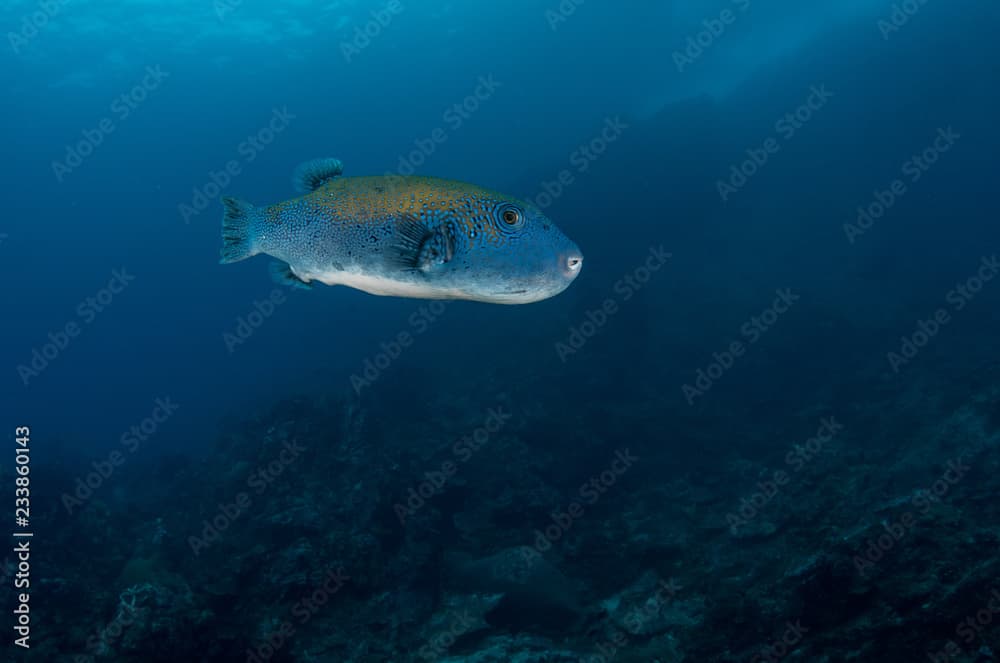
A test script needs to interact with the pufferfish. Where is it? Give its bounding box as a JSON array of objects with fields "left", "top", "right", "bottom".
[{"left": 219, "top": 158, "right": 583, "bottom": 304}]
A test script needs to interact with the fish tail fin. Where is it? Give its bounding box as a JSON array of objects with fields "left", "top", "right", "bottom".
[{"left": 219, "top": 197, "right": 259, "bottom": 264}]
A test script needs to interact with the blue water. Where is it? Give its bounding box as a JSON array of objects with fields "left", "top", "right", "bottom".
[{"left": 3, "top": 0, "right": 1000, "bottom": 661}]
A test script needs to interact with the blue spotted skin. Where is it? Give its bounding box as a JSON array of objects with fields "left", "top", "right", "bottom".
[{"left": 247, "top": 175, "right": 583, "bottom": 304}]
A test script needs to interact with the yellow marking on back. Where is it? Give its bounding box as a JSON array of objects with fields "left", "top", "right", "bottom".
[{"left": 271, "top": 175, "right": 518, "bottom": 245}]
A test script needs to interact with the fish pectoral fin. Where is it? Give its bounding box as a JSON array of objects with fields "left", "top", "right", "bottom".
[
  {"left": 269, "top": 261, "right": 313, "bottom": 290},
  {"left": 388, "top": 216, "right": 454, "bottom": 273},
  {"left": 292, "top": 157, "right": 345, "bottom": 193}
]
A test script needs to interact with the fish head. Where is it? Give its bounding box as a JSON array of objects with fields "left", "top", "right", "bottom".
[{"left": 445, "top": 194, "right": 583, "bottom": 304}]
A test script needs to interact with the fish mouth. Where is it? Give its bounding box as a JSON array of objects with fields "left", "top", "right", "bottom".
[
  {"left": 467, "top": 287, "right": 548, "bottom": 305},
  {"left": 484, "top": 281, "right": 572, "bottom": 304}
]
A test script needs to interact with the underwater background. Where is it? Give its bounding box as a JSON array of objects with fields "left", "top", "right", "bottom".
[{"left": 3, "top": 0, "right": 1000, "bottom": 660}]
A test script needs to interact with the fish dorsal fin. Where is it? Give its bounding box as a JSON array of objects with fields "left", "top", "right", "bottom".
[
  {"left": 292, "top": 157, "right": 344, "bottom": 193},
  {"left": 389, "top": 216, "right": 455, "bottom": 272}
]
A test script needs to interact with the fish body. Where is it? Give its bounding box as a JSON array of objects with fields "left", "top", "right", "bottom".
[{"left": 220, "top": 158, "right": 583, "bottom": 304}]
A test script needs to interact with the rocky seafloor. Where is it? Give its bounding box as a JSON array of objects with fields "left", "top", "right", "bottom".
[{"left": 9, "top": 339, "right": 1000, "bottom": 663}]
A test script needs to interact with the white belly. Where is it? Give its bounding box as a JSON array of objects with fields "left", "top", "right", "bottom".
[{"left": 311, "top": 269, "right": 465, "bottom": 300}]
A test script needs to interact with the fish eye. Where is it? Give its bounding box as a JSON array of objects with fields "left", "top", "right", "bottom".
[{"left": 495, "top": 204, "right": 524, "bottom": 231}]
